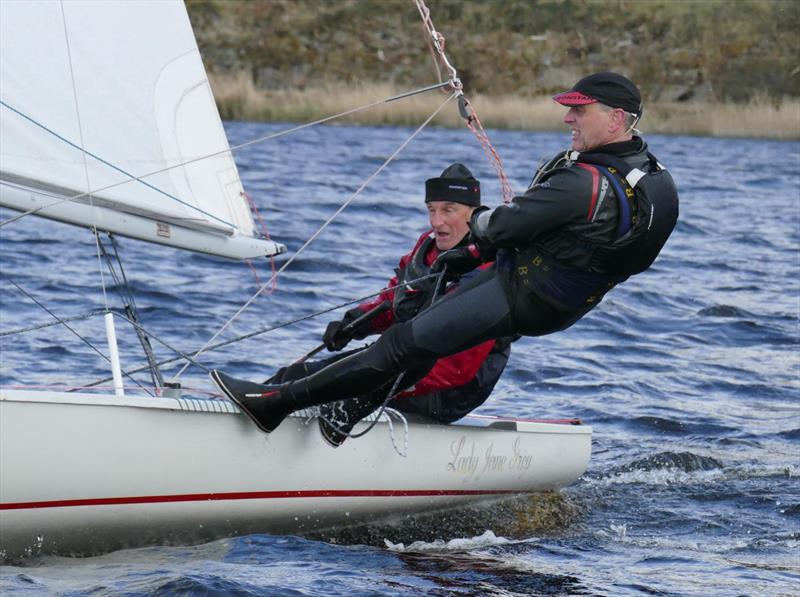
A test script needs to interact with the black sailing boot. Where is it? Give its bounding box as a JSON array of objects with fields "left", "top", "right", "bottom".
[
  {"left": 210, "top": 370, "right": 294, "bottom": 433},
  {"left": 318, "top": 390, "right": 388, "bottom": 448}
]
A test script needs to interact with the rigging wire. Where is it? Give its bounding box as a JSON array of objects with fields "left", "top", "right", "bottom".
[
  {"left": 97, "top": 234, "right": 165, "bottom": 389},
  {"left": 0, "top": 100, "right": 237, "bottom": 230},
  {"left": 5, "top": 278, "right": 153, "bottom": 395},
  {"left": 81, "top": 271, "right": 445, "bottom": 388},
  {"left": 57, "top": 1, "right": 112, "bottom": 312},
  {"left": 172, "top": 91, "right": 458, "bottom": 380},
  {"left": 0, "top": 309, "right": 106, "bottom": 337}
]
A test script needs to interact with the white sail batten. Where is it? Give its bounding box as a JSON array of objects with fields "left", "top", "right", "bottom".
[{"left": 0, "top": 0, "right": 284, "bottom": 259}]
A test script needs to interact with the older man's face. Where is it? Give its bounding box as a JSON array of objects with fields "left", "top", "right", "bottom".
[
  {"left": 563, "top": 103, "right": 617, "bottom": 151},
  {"left": 427, "top": 201, "right": 473, "bottom": 251}
]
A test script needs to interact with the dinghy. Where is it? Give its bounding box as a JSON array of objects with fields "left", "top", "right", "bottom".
[
  {"left": 0, "top": 0, "right": 591, "bottom": 559},
  {"left": 0, "top": 388, "right": 590, "bottom": 559}
]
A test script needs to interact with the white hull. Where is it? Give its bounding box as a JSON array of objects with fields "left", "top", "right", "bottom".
[{"left": 0, "top": 389, "right": 591, "bottom": 559}]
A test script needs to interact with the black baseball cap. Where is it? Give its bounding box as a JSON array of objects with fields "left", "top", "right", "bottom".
[
  {"left": 425, "top": 162, "right": 481, "bottom": 207},
  {"left": 553, "top": 72, "right": 643, "bottom": 115}
]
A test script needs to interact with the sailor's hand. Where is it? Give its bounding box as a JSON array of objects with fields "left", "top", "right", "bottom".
[
  {"left": 468, "top": 206, "right": 498, "bottom": 261},
  {"left": 322, "top": 309, "right": 361, "bottom": 351},
  {"left": 430, "top": 244, "right": 483, "bottom": 279}
]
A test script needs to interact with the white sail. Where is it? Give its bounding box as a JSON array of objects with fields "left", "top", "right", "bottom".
[{"left": 0, "top": 0, "right": 284, "bottom": 259}]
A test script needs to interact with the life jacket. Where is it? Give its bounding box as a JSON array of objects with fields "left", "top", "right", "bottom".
[
  {"left": 516, "top": 149, "right": 679, "bottom": 310},
  {"left": 571, "top": 150, "right": 679, "bottom": 277},
  {"left": 392, "top": 233, "right": 438, "bottom": 322}
]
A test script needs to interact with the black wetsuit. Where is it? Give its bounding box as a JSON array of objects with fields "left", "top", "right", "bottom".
[
  {"left": 268, "top": 137, "right": 679, "bottom": 411},
  {"left": 273, "top": 232, "right": 513, "bottom": 423}
]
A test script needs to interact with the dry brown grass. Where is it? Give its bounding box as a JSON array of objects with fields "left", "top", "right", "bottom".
[{"left": 209, "top": 73, "right": 800, "bottom": 140}]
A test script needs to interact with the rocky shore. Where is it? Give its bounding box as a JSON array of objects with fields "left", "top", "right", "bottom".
[{"left": 187, "top": 0, "right": 799, "bottom": 138}]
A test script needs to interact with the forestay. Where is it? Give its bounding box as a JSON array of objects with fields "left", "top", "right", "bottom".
[{"left": 0, "top": 0, "right": 283, "bottom": 259}]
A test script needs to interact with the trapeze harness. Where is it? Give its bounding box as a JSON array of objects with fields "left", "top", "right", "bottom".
[{"left": 514, "top": 149, "right": 679, "bottom": 314}]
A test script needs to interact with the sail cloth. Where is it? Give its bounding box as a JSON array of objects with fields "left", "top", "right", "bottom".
[{"left": 0, "top": 0, "right": 283, "bottom": 259}]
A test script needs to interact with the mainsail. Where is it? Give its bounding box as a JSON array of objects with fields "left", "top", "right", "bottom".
[{"left": 0, "top": 0, "right": 284, "bottom": 259}]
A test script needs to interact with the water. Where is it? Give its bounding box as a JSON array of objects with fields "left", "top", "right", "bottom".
[{"left": 1, "top": 122, "right": 798, "bottom": 596}]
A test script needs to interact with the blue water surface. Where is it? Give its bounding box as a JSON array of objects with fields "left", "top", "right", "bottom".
[{"left": 1, "top": 120, "right": 798, "bottom": 596}]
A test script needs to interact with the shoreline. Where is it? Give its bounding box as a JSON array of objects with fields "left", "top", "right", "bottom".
[{"left": 210, "top": 75, "right": 800, "bottom": 141}]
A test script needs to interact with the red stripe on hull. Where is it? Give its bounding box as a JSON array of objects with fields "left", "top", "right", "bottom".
[{"left": 1, "top": 489, "right": 523, "bottom": 511}]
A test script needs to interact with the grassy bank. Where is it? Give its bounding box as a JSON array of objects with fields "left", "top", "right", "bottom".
[{"left": 210, "top": 73, "right": 800, "bottom": 140}]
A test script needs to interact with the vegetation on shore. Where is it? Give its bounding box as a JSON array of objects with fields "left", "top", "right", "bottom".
[{"left": 188, "top": 0, "right": 800, "bottom": 139}]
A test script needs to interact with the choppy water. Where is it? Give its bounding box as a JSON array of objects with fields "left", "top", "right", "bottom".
[{"left": 1, "top": 122, "right": 798, "bottom": 596}]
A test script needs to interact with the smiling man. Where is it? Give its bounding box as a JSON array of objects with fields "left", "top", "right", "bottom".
[{"left": 211, "top": 72, "right": 679, "bottom": 436}]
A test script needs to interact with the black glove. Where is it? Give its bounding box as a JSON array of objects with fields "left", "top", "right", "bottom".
[
  {"left": 430, "top": 244, "right": 483, "bottom": 279},
  {"left": 468, "top": 206, "right": 498, "bottom": 261},
  {"left": 322, "top": 308, "right": 363, "bottom": 352}
]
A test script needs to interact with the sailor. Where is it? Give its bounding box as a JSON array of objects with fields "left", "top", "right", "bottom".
[
  {"left": 211, "top": 71, "right": 679, "bottom": 434},
  {"left": 267, "top": 163, "right": 512, "bottom": 446}
]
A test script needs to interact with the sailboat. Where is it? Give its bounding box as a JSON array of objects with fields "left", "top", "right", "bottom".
[{"left": 0, "top": 0, "right": 591, "bottom": 560}]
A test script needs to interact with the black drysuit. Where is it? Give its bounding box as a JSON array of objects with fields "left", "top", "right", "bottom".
[{"left": 268, "top": 137, "right": 678, "bottom": 411}]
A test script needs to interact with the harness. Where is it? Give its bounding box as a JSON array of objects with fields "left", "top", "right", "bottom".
[
  {"left": 516, "top": 149, "right": 679, "bottom": 310},
  {"left": 392, "top": 233, "right": 438, "bottom": 322},
  {"left": 572, "top": 149, "right": 679, "bottom": 277}
]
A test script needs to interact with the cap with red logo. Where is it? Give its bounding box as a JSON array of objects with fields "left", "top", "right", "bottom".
[{"left": 553, "top": 72, "right": 642, "bottom": 116}]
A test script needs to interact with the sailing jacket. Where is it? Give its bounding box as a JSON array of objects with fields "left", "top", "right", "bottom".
[
  {"left": 354, "top": 230, "right": 511, "bottom": 417},
  {"left": 473, "top": 136, "right": 678, "bottom": 318}
]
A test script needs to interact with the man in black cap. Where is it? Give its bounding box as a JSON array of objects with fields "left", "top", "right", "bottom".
[
  {"left": 266, "top": 163, "right": 512, "bottom": 446},
  {"left": 211, "top": 72, "right": 679, "bottom": 436}
]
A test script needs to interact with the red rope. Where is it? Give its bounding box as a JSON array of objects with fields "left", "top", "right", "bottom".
[
  {"left": 242, "top": 190, "right": 277, "bottom": 295},
  {"left": 459, "top": 96, "right": 515, "bottom": 203},
  {"left": 414, "top": 0, "right": 514, "bottom": 204}
]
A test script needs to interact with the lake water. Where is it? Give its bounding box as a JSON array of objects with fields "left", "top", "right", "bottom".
[{"left": 1, "top": 121, "right": 798, "bottom": 596}]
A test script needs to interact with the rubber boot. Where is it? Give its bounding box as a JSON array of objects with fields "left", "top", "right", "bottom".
[
  {"left": 212, "top": 328, "right": 435, "bottom": 433},
  {"left": 210, "top": 370, "right": 297, "bottom": 433},
  {"left": 318, "top": 389, "right": 388, "bottom": 448}
]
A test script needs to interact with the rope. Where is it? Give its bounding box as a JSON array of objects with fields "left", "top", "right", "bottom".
[
  {"left": 414, "top": 0, "right": 514, "bottom": 204},
  {"left": 242, "top": 190, "right": 277, "bottom": 295},
  {"left": 459, "top": 96, "right": 515, "bottom": 204},
  {"left": 0, "top": 81, "right": 452, "bottom": 229},
  {"left": 173, "top": 91, "right": 458, "bottom": 380}
]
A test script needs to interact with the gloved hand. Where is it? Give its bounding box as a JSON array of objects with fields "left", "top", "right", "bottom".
[
  {"left": 322, "top": 308, "right": 363, "bottom": 352},
  {"left": 468, "top": 206, "right": 498, "bottom": 261},
  {"left": 430, "top": 244, "right": 483, "bottom": 279}
]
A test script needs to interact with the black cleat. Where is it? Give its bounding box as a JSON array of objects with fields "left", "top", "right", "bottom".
[{"left": 210, "top": 370, "right": 290, "bottom": 433}]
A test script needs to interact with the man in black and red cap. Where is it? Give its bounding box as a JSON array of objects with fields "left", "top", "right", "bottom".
[
  {"left": 267, "top": 163, "right": 512, "bottom": 446},
  {"left": 211, "top": 72, "right": 680, "bottom": 436}
]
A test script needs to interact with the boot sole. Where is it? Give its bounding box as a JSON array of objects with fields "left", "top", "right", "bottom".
[
  {"left": 210, "top": 370, "right": 280, "bottom": 434},
  {"left": 318, "top": 417, "right": 346, "bottom": 448}
]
